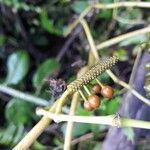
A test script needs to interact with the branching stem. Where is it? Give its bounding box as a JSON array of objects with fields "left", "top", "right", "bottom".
[{"left": 36, "top": 109, "right": 150, "bottom": 130}]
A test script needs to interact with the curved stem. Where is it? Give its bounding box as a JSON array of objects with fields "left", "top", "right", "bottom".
[
  {"left": 36, "top": 110, "right": 150, "bottom": 129},
  {"left": 0, "top": 84, "right": 49, "bottom": 106},
  {"left": 80, "top": 18, "right": 150, "bottom": 106},
  {"left": 106, "top": 70, "right": 150, "bottom": 106},
  {"left": 80, "top": 19, "right": 99, "bottom": 60}
]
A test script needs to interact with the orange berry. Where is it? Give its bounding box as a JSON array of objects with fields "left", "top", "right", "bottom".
[
  {"left": 88, "top": 95, "right": 101, "bottom": 109},
  {"left": 83, "top": 101, "right": 93, "bottom": 111},
  {"left": 92, "top": 84, "right": 101, "bottom": 94},
  {"left": 101, "top": 85, "right": 114, "bottom": 99}
]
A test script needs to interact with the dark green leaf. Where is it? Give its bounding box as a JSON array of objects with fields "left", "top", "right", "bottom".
[
  {"left": 72, "top": 123, "right": 91, "bottom": 137},
  {"left": 76, "top": 103, "right": 93, "bottom": 116},
  {"left": 106, "top": 96, "right": 121, "bottom": 115},
  {"left": 98, "top": 0, "right": 113, "bottom": 18},
  {"left": 5, "top": 98, "right": 33, "bottom": 125},
  {"left": 61, "top": 123, "right": 91, "bottom": 138},
  {"left": 33, "top": 58, "right": 60, "bottom": 88},
  {"left": 71, "top": 1, "right": 89, "bottom": 14},
  {"left": 0, "top": 35, "right": 7, "bottom": 46},
  {"left": 40, "top": 10, "right": 62, "bottom": 35},
  {"left": 12, "top": 124, "right": 24, "bottom": 144},
  {"left": 32, "top": 141, "right": 47, "bottom": 150},
  {"left": 0, "top": 123, "right": 17, "bottom": 146},
  {"left": 5, "top": 51, "right": 29, "bottom": 85},
  {"left": 90, "top": 124, "right": 107, "bottom": 133}
]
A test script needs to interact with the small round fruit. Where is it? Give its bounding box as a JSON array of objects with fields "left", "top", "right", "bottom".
[
  {"left": 92, "top": 84, "right": 101, "bottom": 94},
  {"left": 84, "top": 101, "right": 93, "bottom": 111},
  {"left": 101, "top": 85, "right": 114, "bottom": 99},
  {"left": 88, "top": 95, "right": 100, "bottom": 109}
]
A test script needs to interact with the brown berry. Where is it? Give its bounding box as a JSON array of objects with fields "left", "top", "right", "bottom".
[
  {"left": 101, "top": 85, "right": 114, "bottom": 99},
  {"left": 83, "top": 101, "right": 93, "bottom": 111},
  {"left": 88, "top": 95, "right": 101, "bottom": 109},
  {"left": 92, "top": 84, "right": 101, "bottom": 94}
]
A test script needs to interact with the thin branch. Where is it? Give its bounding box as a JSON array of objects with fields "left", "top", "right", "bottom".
[
  {"left": 106, "top": 70, "right": 150, "bottom": 106},
  {"left": 93, "top": 2, "right": 150, "bottom": 9},
  {"left": 64, "top": 92, "right": 79, "bottom": 150},
  {"left": 36, "top": 109, "right": 150, "bottom": 129},
  {"left": 63, "top": 6, "right": 92, "bottom": 37},
  {"left": 13, "top": 2, "right": 150, "bottom": 149},
  {"left": 13, "top": 90, "right": 70, "bottom": 150},
  {"left": 96, "top": 26, "right": 150, "bottom": 50},
  {"left": 80, "top": 19, "right": 99, "bottom": 60},
  {"left": 129, "top": 47, "right": 142, "bottom": 85},
  {"left": 80, "top": 19, "right": 150, "bottom": 106},
  {"left": 0, "top": 84, "right": 49, "bottom": 106},
  {"left": 65, "top": 2, "right": 150, "bottom": 37}
]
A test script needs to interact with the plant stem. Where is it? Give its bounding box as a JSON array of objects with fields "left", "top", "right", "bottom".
[
  {"left": 96, "top": 26, "right": 150, "bottom": 50},
  {"left": 64, "top": 92, "right": 79, "bottom": 150},
  {"left": 106, "top": 70, "right": 150, "bottom": 106},
  {"left": 63, "top": 6, "right": 92, "bottom": 37},
  {"left": 36, "top": 109, "right": 150, "bottom": 129},
  {"left": 80, "top": 18, "right": 150, "bottom": 106},
  {"left": 66, "top": 2, "right": 150, "bottom": 38},
  {"left": 0, "top": 84, "right": 49, "bottom": 106},
  {"left": 83, "top": 85, "right": 91, "bottom": 96},
  {"left": 78, "top": 90, "right": 87, "bottom": 102},
  {"left": 93, "top": 2, "right": 150, "bottom": 9},
  {"left": 80, "top": 19, "right": 99, "bottom": 60},
  {"left": 95, "top": 78, "right": 104, "bottom": 88},
  {"left": 13, "top": 90, "right": 71, "bottom": 150}
]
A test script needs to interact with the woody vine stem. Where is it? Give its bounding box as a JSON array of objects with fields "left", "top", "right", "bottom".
[{"left": 13, "top": 1, "right": 150, "bottom": 150}]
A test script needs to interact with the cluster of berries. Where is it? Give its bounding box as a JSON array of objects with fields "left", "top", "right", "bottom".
[{"left": 82, "top": 83, "right": 114, "bottom": 111}]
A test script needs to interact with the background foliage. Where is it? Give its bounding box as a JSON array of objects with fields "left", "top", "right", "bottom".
[{"left": 0, "top": 0, "right": 150, "bottom": 149}]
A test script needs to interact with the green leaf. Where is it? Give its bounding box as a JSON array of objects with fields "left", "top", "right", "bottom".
[
  {"left": 40, "top": 10, "right": 62, "bottom": 35},
  {"left": 72, "top": 123, "right": 91, "bottom": 137},
  {"left": 106, "top": 96, "right": 121, "bottom": 115},
  {"left": 119, "top": 34, "right": 148, "bottom": 46},
  {"left": 33, "top": 58, "right": 60, "bottom": 88},
  {"left": 118, "top": 8, "right": 142, "bottom": 27},
  {"left": 32, "top": 141, "right": 47, "bottom": 150},
  {"left": 0, "top": 123, "right": 16, "bottom": 145},
  {"left": 71, "top": 1, "right": 89, "bottom": 14},
  {"left": 5, "top": 98, "right": 33, "bottom": 125},
  {"left": 98, "top": 0, "right": 113, "bottom": 19},
  {"left": 5, "top": 51, "right": 29, "bottom": 85},
  {"left": 62, "top": 123, "right": 91, "bottom": 138},
  {"left": 90, "top": 124, "right": 107, "bottom": 133},
  {"left": 0, "top": 35, "right": 7, "bottom": 46},
  {"left": 93, "top": 143, "right": 102, "bottom": 150},
  {"left": 114, "top": 49, "right": 128, "bottom": 61},
  {"left": 96, "top": 100, "right": 107, "bottom": 115},
  {"left": 76, "top": 103, "right": 93, "bottom": 116},
  {"left": 122, "top": 127, "right": 135, "bottom": 143},
  {"left": 12, "top": 124, "right": 24, "bottom": 144},
  {"left": 0, "top": 124, "right": 24, "bottom": 146}
]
